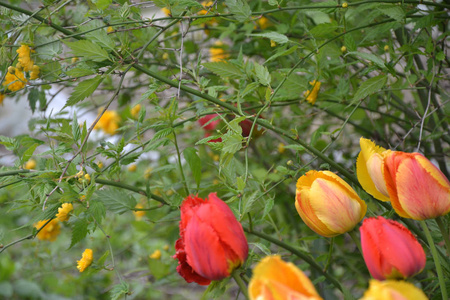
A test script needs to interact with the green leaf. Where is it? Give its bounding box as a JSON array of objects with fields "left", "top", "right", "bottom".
[
  {"left": 353, "top": 74, "right": 388, "bottom": 102},
  {"left": 203, "top": 62, "right": 245, "bottom": 79},
  {"left": 72, "top": 112, "right": 81, "bottom": 142},
  {"left": 262, "top": 196, "right": 274, "bottom": 218},
  {"left": 86, "top": 30, "right": 115, "bottom": 52},
  {"left": 250, "top": 32, "right": 289, "bottom": 44},
  {"left": 89, "top": 199, "right": 106, "bottom": 223},
  {"left": 222, "top": 133, "right": 243, "bottom": 153},
  {"left": 184, "top": 147, "right": 202, "bottom": 189},
  {"left": 92, "top": 0, "right": 112, "bottom": 10},
  {"left": 65, "top": 76, "right": 103, "bottom": 107},
  {"left": 265, "top": 45, "right": 298, "bottom": 64},
  {"left": 309, "top": 23, "right": 339, "bottom": 38},
  {"left": 110, "top": 281, "right": 129, "bottom": 300},
  {"left": 66, "top": 68, "right": 96, "bottom": 77},
  {"left": 28, "top": 88, "right": 39, "bottom": 113},
  {"left": 378, "top": 5, "right": 405, "bottom": 22},
  {"left": 64, "top": 40, "right": 110, "bottom": 62},
  {"left": 347, "top": 51, "right": 386, "bottom": 69},
  {"left": 225, "top": 0, "right": 251, "bottom": 22},
  {"left": 36, "top": 37, "right": 62, "bottom": 60},
  {"left": 69, "top": 218, "right": 88, "bottom": 249},
  {"left": 254, "top": 63, "right": 271, "bottom": 86},
  {"left": 95, "top": 189, "right": 136, "bottom": 214},
  {"left": 242, "top": 191, "right": 259, "bottom": 217}
]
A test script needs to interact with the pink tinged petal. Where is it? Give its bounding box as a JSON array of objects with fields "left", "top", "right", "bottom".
[
  {"left": 378, "top": 220, "right": 425, "bottom": 278},
  {"left": 309, "top": 179, "right": 363, "bottom": 234},
  {"left": 366, "top": 153, "right": 390, "bottom": 198},
  {"left": 360, "top": 220, "right": 386, "bottom": 280},
  {"left": 396, "top": 156, "right": 450, "bottom": 219},
  {"left": 184, "top": 215, "right": 230, "bottom": 280}
]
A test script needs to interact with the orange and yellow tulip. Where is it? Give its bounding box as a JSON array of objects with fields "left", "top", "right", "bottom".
[
  {"left": 295, "top": 170, "right": 367, "bottom": 237},
  {"left": 356, "top": 138, "right": 390, "bottom": 202},
  {"left": 360, "top": 279, "right": 428, "bottom": 300},
  {"left": 384, "top": 151, "right": 450, "bottom": 220},
  {"left": 360, "top": 216, "right": 426, "bottom": 280},
  {"left": 249, "top": 255, "right": 322, "bottom": 300}
]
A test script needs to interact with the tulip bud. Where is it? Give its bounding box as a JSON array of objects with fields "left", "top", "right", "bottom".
[
  {"left": 360, "top": 279, "right": 428, "bottom": 300},
  {"left": 356, "top": 138, "right": 390, "bottom": 202},
  {"left": 174, "top": 193, "right": 248, "bottom": 285},
  {"left": 360, "top": 216, "right": 426, "bottom": 280},
  {"left": 295, "top": 170, "right": 367, "bottom": 237},
  {"left": 198, "top": 114, "right": 220, "bottom": 131},
  {"left": 384, "top": 151, "right": 450, "bottom": 220},
  {"left": 249, "top": 255, "right": 322, "bottom": 300}
]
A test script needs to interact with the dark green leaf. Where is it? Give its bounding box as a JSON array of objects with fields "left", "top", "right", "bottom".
[
  {"left": 95, "top": 189, "right": 136, "bottom": 214},
  {"left": 250, "top": 32, "right": 289, "bottom": 44},
  {"left": 203, "top": 62, "right": 245, "bottom": 79},
  {"left": 64, "top": 40, "right": 110, "bottom": 62},
  {"left": 69, "top": 218, "right": 88, "bottom": 249},
  {"left": 225, "top": 0, "right": 251, "bottom": 22},
  {"left": 183, "top": 147, "right": 202, "bottom": 188},
  {"left": 353, "top": 74, "right": 388, "bottom": 102},
  {"left": 65, "top": 76, "right": 103, "bottom": 107}
]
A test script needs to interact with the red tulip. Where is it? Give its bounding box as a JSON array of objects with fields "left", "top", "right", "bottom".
[
  {"left": 174, "top": 193, "right": 248, "bottom": 285},
  {"left": 383, "top": 151, "right": 450, "bottom": 220},
  {"left": 360, "top": 216, "right": 426, "bottom": 280}
]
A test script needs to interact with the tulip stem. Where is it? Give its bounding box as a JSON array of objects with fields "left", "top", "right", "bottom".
[
  {"left": 348, "top": 230, "right": 363, "bottom": 255},
  {"left": 435, "top": 217, "right": 450, "bottom": 256},
  {"left": 420, "top": 220, "right": 448, "bottom": 300},
  {"left": 232, "top": 270, "right": 249, "bottom": 300}
]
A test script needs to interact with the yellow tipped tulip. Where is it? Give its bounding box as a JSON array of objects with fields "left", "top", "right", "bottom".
[
  {"left": 384, "top": 151, "right": 450, "bottom": 220},
  {"left": 356, "top": 138, "right": 390, "bottom": 202},
  {"left": 295, "top": 170, "right": 367, "bottom": 237},
  {"left": 360, "top": 279, "right": 428, "bottom": 300},
  {"left": 249, "top": 255, "right": 322, "bottom": 300}
]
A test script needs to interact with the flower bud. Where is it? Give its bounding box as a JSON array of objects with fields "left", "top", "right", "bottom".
[
  {"left": 295, "top": 170, "right": 367, "bottom": 237},
  {"left": 360, "top": 216, "right": 426, "bottom": 280},
  {"left": 249, "top": 255, "right": 322, "bottom": 300},
  {"left": 174, "top": 193, "right": 248, "bottom": 285},
  {"left": 383, "top": 151, "right": 450, "bottom": 220}
]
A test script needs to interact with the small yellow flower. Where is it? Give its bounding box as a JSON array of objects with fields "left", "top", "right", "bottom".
[
  {"left": 17, "top": 45, "right": 34, "bottom": 72},
  {"left": 163, "top": 245, "right": 170, "bottom": 251},
  {"left": 56, "top": 203, "right": 73, "bottom": 222},
  {"left": 106, "top": 26, "right": 114, "bottom": 33},
  {"left": 128, "top": 164, "right": 137, "bottom": 172},
  {"left": 80, "top": 195, "right": 86, "bottom": 201},
  {"left": 75, "top": 170, "right": 84, "bottom": 178},
  {"left": 342, "top": 2, "right": 348, "bottom": 8},
  {"left": 133, "top": 203, "right": 146, "bottom": 220},
  {"left": 149, "top": 249, "right": 162, "bottom": 260},
  {"left": 71, "top": 57, "right": 79, "bottom": 64},
  {"left": 162, "top": 52, "right": 169, "bottom": 60},
  {"left": 84, "top": 173, "right": 91, "bottom": 181},
  {"left": 3, "top": 68, "right": 27, "bottom": 92},
  {"left": 304, "top": 80, "right": 321, "bottom": 105},
  {"left": 97, "top": 161, "right": 103, "bottom": 169},
  {"left": 94, "top": 110, "right": 121, "bottom": 135},
  {"left": 0, "top": 93, "right": 4, "bottom": 105},
  {"left": 161, "top": 7, "right": 171, "bottom": 16},
  {"left": 212, "top": 154, "right": 220, "bottom": 162},
  {"left": 270, "top": 40, "right": 276, "bottom": 47},
  {"left": 77, "top": 249, "right": 93, "bottom": 272},
  {"left": 278, "top": 143, "right": 286, "bottom": 154},
  {"left": 24, "top": 159, "right": 36, "bottom": 170},
  {"left": 166, "top": 189, "right": 174, "bottom": 196},
  {"left": 209, "top": 41, "right": 229, "bottom": 62},
  {"left": 30, "top": 65, "right": 40, "bottom": 80},
  {"left": 131, "top": 104, "right": 141, "bottom": 118},
  {"left": 8, "top": 66, "right": 15, "bottom": 74},
  {"left": 34, "top": 219, "right": 60, "bottom": 241},
  {"left": 341, "top": 46, "right": 347, "bottom": 53},
  {"left": 256, "top": 16, "right": 272, "bottom": 30},
  {"left": 213, "top": 179, "right": 220, "bottom": 185},
  {"left": 384, "top": 45, "right": 389, "bottom": 51}
]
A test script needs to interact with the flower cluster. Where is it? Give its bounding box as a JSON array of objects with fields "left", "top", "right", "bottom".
[
  {"left": 94, "top": 109, "right": 121, "bottom": 135},
  {"left": 56, "top": 203, "right": 74, "bottom": 222},
  {"left": 34, "top": 219, "right": 60, "bottom": 242},
  {"left": 77, "top": 249, "right": 93, "bottom": 272},
  {"left": 2, "top": 45, "right": 41, "bottom": 94}
]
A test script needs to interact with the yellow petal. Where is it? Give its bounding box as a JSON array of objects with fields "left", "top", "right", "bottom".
[{"left": 360, "top": 279, "right": 428, "bottom": 300}]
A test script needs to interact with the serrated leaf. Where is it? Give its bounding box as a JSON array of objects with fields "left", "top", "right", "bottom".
[
  {"left": 65, "top": 76, "right": 103, "bottom": 107},
  {"left": 222, "top": 133, "right": 243, "bottom": 153},
  {"left": 64, "top": 40, "right": 110, "bottom": 62},
  {"left": 28, "top": 88, "right": 39, "bottom": 113},
  {"left": 225, "top": 0, "right": 251, "bottom": 22},
  {"left": 95, "top": 189, "right": 136, "bottom": 214},
  {"left": 250, "top": 32, "right": 289, "bottom": 44},
  {"left": 184, "top": 147, "right": 202, "bottom": 189},
  {"left": 262, "top": 196, "right": 274, "bottom": 218},
  {"left": 86, "top": 30, "right": 115, "bottom": 52},
  {"left": 378, "top": 5, "right": 405, "bottom": 22},
  {"left": 66, "top": 68, "right": 95, "bottom": 77},
  {"left": 203, "top": 62, "right": 245, "bottom": 79},
  {"left": 265, "top": 45, "right": 298, "bottom": 64},
  {"left": 347, "top": 51, "right": 386, "bottom": 69},
  {"left": 69, "top": 218, "right": 88, "bottom": 249},
  {"left": 89, "top": 200, "right": 106, "bottom": 223},
  {"left": 110, "top": 281, "right": 129, "bottom": 300},
  {"left": 254, "top": 63, "right": 271, "bottom": 86},
  {"left": 152, "top": 128, "right": 173, "bottom": 141},
  {"left": 72, "top": 112, "right": 81, "bottom": 142},
  {"left": 92, "top": 0, "right": 112, "bottom": 10},
  {"left": 242, "top": 191, "right": 259, "bottom": 217},
  {"left": 353, "top": 74, "right": 387, "bottom": 102}
]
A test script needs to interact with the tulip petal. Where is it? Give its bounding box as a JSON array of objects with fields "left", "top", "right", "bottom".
[
  {"left": 184, "top": 214, "right": 230, "bottom": 280},
  {"left": 356, "top": 138, "right": 390, "bottom": 202},
  {"left": 174, "top": 238, "right": 211, "bottom": 285},
  {"left": 309, "top": 178, "right": 364, "bottom": 234},
  {"left": 361, "top": 280, "right": 428, "bottom": 300}
]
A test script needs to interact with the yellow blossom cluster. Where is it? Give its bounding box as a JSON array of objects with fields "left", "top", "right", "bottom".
[
  {"left": 255, "top": 16, "right": 272, "bottom": 30},
  {"left": 24, "top": 159, "right": 37, "bottom": 170},
  {"left": 133, "top": 203, "right": 145, "bottom": 220},
  {"left": 149, "top": 249, "right": 162, "bottom": 260},
  {"left": 56, "top": 203, "right": 74, "bottom": 222},
  {"left": 77, "top": 249, "right": 93, "bottom": 272},
  {"left": 34, "top": 219, "right": 61, "bottom": 241},
  {"left": 94, "top": 110, "right": 121, "bottom": 135},
  {"left": 130, "top": 104, "right": 141, "bottom": 118},
  {"left": 209, "top": 41, "right": 229, "bottom": 62},
  {"left": 2, "top": 45, "right": 41, "bottom": 94}
]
